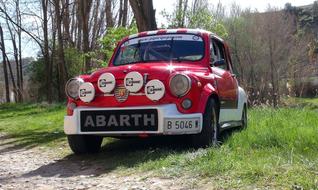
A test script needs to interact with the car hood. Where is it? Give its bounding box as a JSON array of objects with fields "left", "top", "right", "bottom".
[{"left": 89, "top": 62, "right": 209, "bottom": 82}]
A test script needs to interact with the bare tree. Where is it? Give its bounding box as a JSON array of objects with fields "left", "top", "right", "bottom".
[
  {"left": 0, "top": 25, "right": 10, "bottom": 102},
  {"left": 42, "top": 0, "right": 53, "bottom": 103},
  {"left": 54, "top": 0, "right": 68, "bottom": 100}
]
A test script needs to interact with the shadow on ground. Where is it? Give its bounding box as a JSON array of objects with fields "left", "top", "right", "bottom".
[
  {"left": 21, "top": 128, "right": 241, "bottom": 179},
  {"left": 0, "top": 132, "right": 65, "bottom": 153},
  {"left": 22, "top": 136, "right": 188, "bottom": 178}
]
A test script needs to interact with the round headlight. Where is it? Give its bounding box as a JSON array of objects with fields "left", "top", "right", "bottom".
[
  {"left": 169, "top": 74, "right": 191, "bottom": 97},
  {"left": 65, "top": 78, "right": 83, "bottom": 99}
]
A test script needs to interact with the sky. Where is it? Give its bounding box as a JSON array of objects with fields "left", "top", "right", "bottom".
[{"left": 3, "top": 0, "right": 317, "bottom": 58}]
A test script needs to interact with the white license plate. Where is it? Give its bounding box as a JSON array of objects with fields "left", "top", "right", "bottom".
[{"left": 164, "top": 118, "right": 200, "bottom": 133}]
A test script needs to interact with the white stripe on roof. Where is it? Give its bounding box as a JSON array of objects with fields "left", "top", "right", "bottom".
[
  {"left": 166, "top": 29, "right": 178, "bottom": 33},
  {"left": 127, "top": 29, "right": 212, "bottom": 39},
  {"left": 146, "top": 30, "right": 158, "bottom": 35},
  {"left": 128, "top": 33, "right": 138, "bottom": 39}
]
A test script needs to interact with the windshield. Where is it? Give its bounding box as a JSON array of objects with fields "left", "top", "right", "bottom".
[{"left": 113, "top": 34, "right": 204, "bottom": 66}]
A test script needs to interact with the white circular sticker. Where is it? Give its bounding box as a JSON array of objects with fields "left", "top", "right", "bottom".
[
  {"left": 98, "top": 73, "right": 116, "bottom": 93},
  {"left": 145, "top": 80, "right": 165, "bottom": 101},
  {"left": 124, "top": 72, "right": 144, "bottom": 92},
  {"left": 78, "top": 82, "right": 95, "bottom": 103}
]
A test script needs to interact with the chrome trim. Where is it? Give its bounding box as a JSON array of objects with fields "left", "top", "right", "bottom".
[
  {"left": 102, "top": 92, "right": 145, "bottom": 97},
  {"left": 169, "top": 73, "right": 192, "bottom": 97},
  {"left": 65, "top": 77, "right": 84, "bottom": 100}
]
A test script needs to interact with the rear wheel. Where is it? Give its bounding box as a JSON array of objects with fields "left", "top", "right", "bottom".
[
  {"left": 191, "top": 98, "right": 219, "bottom": 147},
  {"left": 67, "top": 135, "right": 103, "bottom": 154}
]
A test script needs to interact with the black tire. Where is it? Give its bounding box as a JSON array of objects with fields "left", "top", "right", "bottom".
[
  {"left": 67, "top": 135, "right": 103, "bottom": 154},
  {"left": 241, "top": 104, "right": 247, "bottom": 129},
  {"left": 191, "top": 98, "right": 220, "bottom": 147}
]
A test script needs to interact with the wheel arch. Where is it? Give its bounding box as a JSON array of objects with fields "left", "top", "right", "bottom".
[{"left": 199, "top": 83, "right": 220, "bottom": 119}]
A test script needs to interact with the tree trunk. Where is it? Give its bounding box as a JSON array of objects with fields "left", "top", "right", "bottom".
[
  {"left": 106, "top": 0, "right": 114, "bottom": 27},
  {"left": 51, "top": 2, "right": 57, "bottom": 100},
  {"left": 4, "top": 2, "right": 22, "bottom": 102},
  {"left": 0, "top": 25, "right": 10, "bottom": 103},
  {"left": 6, "top": 20, "right": 21, "bottom": 102},
  {"left": 54, "top": 0, "right": 68, "bottom": 100},
  {"left": 79, "top": 0, "right": 92, "bottom": 72},
  {"left": 129, "top": 0, "right": 157, "bottom": 32},
  {"left": 15, "top": 0, "right": 23, "bottom": 101},
  {"left": 122, "top": 0, "right": 128, "bottom": 27},
  {"left": 118, "top": 0, "right": 123, "bottom": 26},
  {"left": 90, "top": 0, "right": 100, "bottom": 49},
  {"left": 181, "top": 0, "right": 188, "bottom": 27},
  {"left": 76, "top": 1, "right": 82, "bottom": 50},
  {"left": 42, "top": 0, "right": 52, "bottom": 103},
  {"left": 63, "top": 0, "right": 71, "bottom": 45},
  {"left": 5, "top": 55, "right": 18, "bottom": 102},
  {"left": 17, "top": 0, "right": 23, "bottom": 98}
]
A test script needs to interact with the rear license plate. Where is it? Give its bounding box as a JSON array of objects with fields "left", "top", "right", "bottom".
[
  {"left": 164, "top": 118, "right": 200, "bottom": 133},
  {"left": 80, "top": 109, "right": 158, "bottom": 132}
]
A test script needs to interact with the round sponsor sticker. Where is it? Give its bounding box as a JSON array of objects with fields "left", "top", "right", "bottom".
[
  {"left": 78, "top": 82, "right": 95, "bottom": 103},
  {"left": 124, "top": 71, "right": 144, "bottom": 92},
  {"left": 98, "top": 73, "right": 116, "bottom": 93},
  {"left": 145, "top": 79, "right": 165, "bottom": 101}
]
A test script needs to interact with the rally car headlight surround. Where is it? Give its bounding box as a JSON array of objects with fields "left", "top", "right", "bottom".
[
  {"left": 65, "top": 77, "right": 83, "bottom": 99},
  {"left": 169, "top": 74, "right": 191, "bottom": 97}
]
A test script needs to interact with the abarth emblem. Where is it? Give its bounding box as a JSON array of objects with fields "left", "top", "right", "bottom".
[{"left": 114, "top": 85, "right": 129, "bottom": 102}]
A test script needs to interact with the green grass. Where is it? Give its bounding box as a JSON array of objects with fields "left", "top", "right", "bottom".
[
  {"left": 0, "top": 103, "right": 66, "bottom": 148},
  {"left": 0, "top": 103, "right": 317, "bottom": 189}
]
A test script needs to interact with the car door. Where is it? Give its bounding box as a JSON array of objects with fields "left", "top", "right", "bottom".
[{"left": 209, "top": 37, "right": 239, "bottom": 122}]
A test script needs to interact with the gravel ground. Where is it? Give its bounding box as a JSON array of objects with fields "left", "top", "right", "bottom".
[{"left": 0, "top": 134, "right": 201, "bottom": 190}]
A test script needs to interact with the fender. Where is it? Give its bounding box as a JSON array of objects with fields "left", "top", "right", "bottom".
[
  {"left": 198, "top": 83, "right": 219, "bottom": 113},
  {"left": 237, "top": 86, "right": 247, "bottom": 114},
  {"left": 219, "top": 86, "right": 247, "bottom": 123}
]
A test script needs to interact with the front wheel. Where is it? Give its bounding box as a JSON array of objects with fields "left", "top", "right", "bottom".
[
  {"left": 67, "top": 135, "right": 103, "bottom": 154},
  {"left": 191, "top": 98, "right": 220, "bottom": 147}
]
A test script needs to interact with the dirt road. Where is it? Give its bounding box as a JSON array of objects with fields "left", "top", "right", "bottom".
[{"left": 0, "top": 134, "right": 202, "bottom": 190}]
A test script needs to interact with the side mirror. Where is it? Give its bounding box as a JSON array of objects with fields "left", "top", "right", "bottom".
[{"left": 213, "top": 59, "right": 225, "bottom": 67}]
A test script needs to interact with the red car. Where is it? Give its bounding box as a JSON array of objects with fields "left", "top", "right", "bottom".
[{"left": 64, "top": 29, "right": 247, "bottom": 154}]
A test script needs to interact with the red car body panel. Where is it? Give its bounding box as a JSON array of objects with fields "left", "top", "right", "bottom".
[{"left": 66, "top": 29, "right": 238, "bottom": 116}]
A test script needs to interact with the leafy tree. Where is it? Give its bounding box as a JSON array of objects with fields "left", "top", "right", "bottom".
[
  {"left": 100, "top": 26, "right": 137, "bottom": 66},
  {"left": 161, "top": 0, "right": 227, "bottom": 38}
]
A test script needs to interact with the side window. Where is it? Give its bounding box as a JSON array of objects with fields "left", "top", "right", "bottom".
[{"left": 210, "top": 38, "right": 228, "bottom": 70}]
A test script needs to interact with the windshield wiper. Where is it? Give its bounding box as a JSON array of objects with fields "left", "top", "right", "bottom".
[
  {"left": 137, "top": 39, "right": 145, "bottom": 63},
  {"left": 169, "top": 37, "right": 174, "bottom": 60},
  {"left": 169, "top": 37, "right": 181, "bottom": 62}
]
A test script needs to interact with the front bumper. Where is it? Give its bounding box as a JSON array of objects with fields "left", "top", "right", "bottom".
[{"left": 64, "top": 104, "right": 202, "bottom": 135}]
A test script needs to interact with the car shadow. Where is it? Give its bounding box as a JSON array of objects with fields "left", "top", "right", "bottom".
[
  {"left": 21, "top": 136, "right": 191, "bottom": 178},
  {"left": 20, "top": 129, "right": 240, "bottom": 179}
]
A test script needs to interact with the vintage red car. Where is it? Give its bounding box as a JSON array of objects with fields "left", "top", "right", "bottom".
[{"left": 64, "top": 29, "right": 247, "bottom": 154}]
